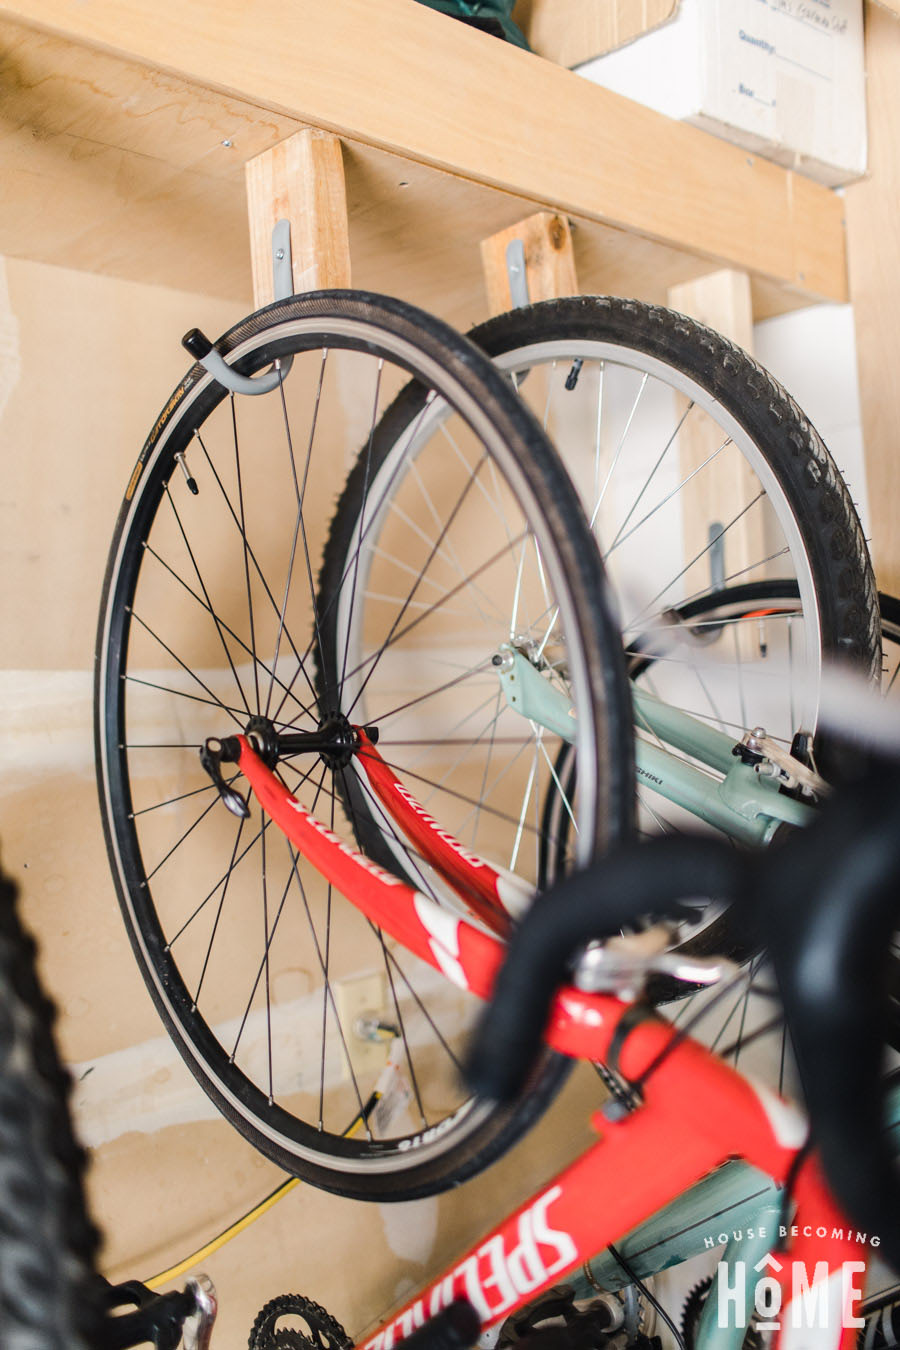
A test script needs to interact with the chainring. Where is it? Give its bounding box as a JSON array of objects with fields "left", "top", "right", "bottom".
[{"left": 248, "top": 1294, "right": 352, "bottom": 1350}]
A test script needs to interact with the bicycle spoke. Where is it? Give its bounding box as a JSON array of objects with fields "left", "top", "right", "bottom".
[
  {"left": 141, "top": 542, "right": 313, "bottom": 721},
  {"left": 130, "top": 776, "right": 235, "bottom": 819},
  {"left": 229, "top": 395, "right": 262, "bottom": 710},
  {"left": 128, "top": 610, "right": 245, "bottom": 732},
  {"left": 342, "top": 527, "right": 528, "bottom": 711},
  {"left": 343, "top": 454, "right": 490, "bottom": 717},
  {"left": 229, "top": 846, "right": 293, "bottom": 1065},
  {"left": 163, "top": 484, "right": 253, "bottom": 718},
  {"left": 192, "top": 814, "right": 247, "bottom": 1008},
  {"left": 339, "top": 360, "right": 384, "bottom": 695},
  {"left": 624, "top": 492, "right": 766, "bottom": 632},
  {"left": 375, "top": 927, "right": 428, "bottom": 1131},
  {"left": 606, "top": 400, "right": 695, "bottom": 554},
  {"left": 605, "top": 433, "right": 733, "bottom": 558},
  {"left": 123, "top": 674, "right": 246, "bottom": 720},
  {"left": 588, "top": 372, "right": 647, "bottom": 531},
  {"left": 196, "top": 430, "right": 319, "bottom": 715}
]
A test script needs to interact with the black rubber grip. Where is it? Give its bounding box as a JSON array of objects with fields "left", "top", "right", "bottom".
[
  {"left": 396, "top": 1300, "right": 481, "bottom": 1350},
  {"left": 754, "top": 760, "right": 900, "bottom": 1274},
  {"left": 182, "top": 327, "right": 214, "bottom": 360},
  {"left": 465, "top": 836, "right": 744, "bottom": 1104}
]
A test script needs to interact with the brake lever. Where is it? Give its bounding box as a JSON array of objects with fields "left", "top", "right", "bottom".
[{"left": 572, "top": 930, "right": 735, "bottom": 1002}]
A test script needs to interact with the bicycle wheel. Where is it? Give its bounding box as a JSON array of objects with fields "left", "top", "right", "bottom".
[
  {"left": 467, "top": 299, "right": 879, "bottom": 867},
  {"left": 631, "top": 582, "right": 899, "bottom": 700},
  {"left": 474, "top": 295, "right": 878, "bottom": 736},
  {"left": 0, "top": 865, "right": 103, "bottom": 1350},
  {"left": 629, "top": 582, "right": 900, "bottom": 1015},
  {"left": 95, "top": 291, "right": 634, "bottom": 1200}
]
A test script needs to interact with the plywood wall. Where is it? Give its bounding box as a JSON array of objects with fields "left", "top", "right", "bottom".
[{"left": 0, "top": 254, "right": 611, "bottom": 1348}]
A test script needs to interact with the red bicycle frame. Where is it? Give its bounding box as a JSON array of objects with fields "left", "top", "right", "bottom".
[{"left": 236, "top": 733, "right": 866, "bottom": 1350}]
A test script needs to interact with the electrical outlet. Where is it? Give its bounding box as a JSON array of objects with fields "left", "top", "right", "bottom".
[{"left": 334, "top": 971, "right": 389, "bottom": 1080}]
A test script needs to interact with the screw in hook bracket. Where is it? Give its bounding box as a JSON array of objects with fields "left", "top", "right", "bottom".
[{"left": 200, "top": 737, "right": 250, "bottom": 818}]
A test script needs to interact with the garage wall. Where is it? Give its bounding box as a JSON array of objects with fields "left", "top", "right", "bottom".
[{"left": 0, "top": 253, "right": 609, "bottom": 1349}]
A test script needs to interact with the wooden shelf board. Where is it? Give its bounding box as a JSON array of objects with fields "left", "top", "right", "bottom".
[{"left": 0, "top": 2, "right": 846, "bottom": 319}]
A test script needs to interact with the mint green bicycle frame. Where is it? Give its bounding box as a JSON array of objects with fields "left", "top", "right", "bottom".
[
  {"left": 564, "top": 1081, "right": 900, "bottom": 1350},
  {"left": 494, "top": 644, "right": 887, "bottom": 1347},
  {"left": 496, "top": 645, "right": 815, "bottom": 845}
]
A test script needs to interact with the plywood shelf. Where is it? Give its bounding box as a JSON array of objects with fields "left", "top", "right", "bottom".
[{"left": 0, "top": 0, "right": 847, "bottom": 324}]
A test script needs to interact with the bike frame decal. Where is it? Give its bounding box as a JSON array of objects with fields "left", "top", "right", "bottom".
[
  {"left": 236, "top": 735, "right": 625, "bottom": 1045},
  {"left": 354, "top": 732, "right": 534, "bottom": 933},
  {"left": 236, "top": 735, "right": 502, "bottom": 999},
  {"left": 358, "top": 1036, "right": 863, "bottom": 1350}
]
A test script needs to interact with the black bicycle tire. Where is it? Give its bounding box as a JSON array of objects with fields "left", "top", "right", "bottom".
[
  {"left": 629, "top": 580, "right": 900, "bottom": 1030},
  {"left": 0, "top": 866, "right": 103, "bottom": 1350},
  {"left": 95, "top": 291, "right": 635, "bottom": 1201},
  {"left": 457, "top": 299, "right": 880, "bottom": 1013},
  {"left": 315, "top": 363, "right": 634, "bottom": 869},
  {"left": 469, "top": 297, "right": 880, "bottom": 696}
]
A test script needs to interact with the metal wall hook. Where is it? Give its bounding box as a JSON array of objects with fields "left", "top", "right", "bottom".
[
  {"left": 181, "top": 220, "right": 297, "bottom": 397},
  {"left": 505, "top": 237, "right": 530, "bottom": 308}
]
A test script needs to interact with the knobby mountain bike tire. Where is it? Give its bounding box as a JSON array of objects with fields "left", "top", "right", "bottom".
[
  {"left": 470, "top": 296, "right": 880, "bottom": 755},
  {"left": 95, "top": 291, "right": 634, "bottom": 1200},
  {"left": 447, "top": 297, "right": 882, "bottom": 1076},
  {"left": 626, "top": 579, "right": 900, "bottom": 1048},
  {"left": 0, "top": 866, "right": 103, "bottom": 1350},
  {"left": 312, "top": 295, "right": 882, "bottom": 1113},
  {"left": 462, "top": 298, "right": 879, "bottom": 930}
]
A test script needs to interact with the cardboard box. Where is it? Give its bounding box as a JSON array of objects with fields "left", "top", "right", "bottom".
[{"left": 573, "top": 0, "right": 867, "bottom": 187}]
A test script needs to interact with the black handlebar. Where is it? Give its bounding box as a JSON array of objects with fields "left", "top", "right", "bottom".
[
  {"left": 465, "top": 837, "right": 744, "bottom": 1103},
  {"left": 755, "top": 760, "right": 900, "bottom": 1273},
  {"left": 465, "top": 758, "right": 900, "bottom": 1271}
]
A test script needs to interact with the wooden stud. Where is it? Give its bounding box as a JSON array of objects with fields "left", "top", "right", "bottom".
[
  {"left": 480, "top": 212, "right": 578, "bottom": 317},
  {"left": 667, "top": 269, "right": 767, "bottom": 645},
  {"left": 245, "top": 129, "right": 350, "bottom": 308},
  {"left": 668, "top": 268, "right": 754, "bottom": 347}
]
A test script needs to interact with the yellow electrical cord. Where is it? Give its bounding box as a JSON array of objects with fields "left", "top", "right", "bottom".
[{"left": 142, "top": 1099, "right": 376, "bottom": 1290}]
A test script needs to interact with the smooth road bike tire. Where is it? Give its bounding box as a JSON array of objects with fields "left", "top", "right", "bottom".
[{"left": 95, "top": 292, "right": 634, "bottom": 1201}]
